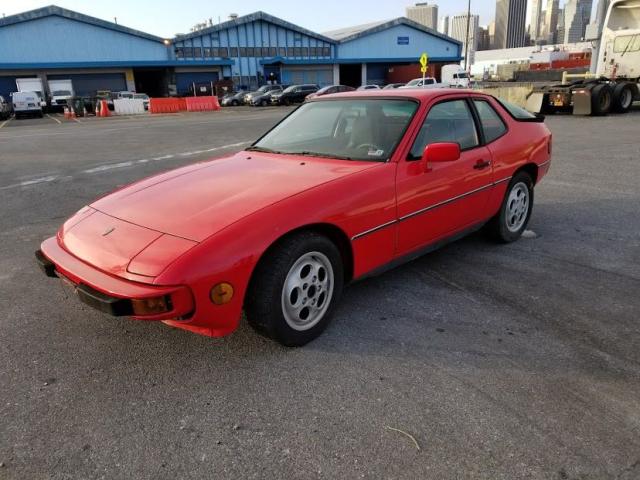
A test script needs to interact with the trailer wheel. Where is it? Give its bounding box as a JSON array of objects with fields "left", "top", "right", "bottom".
[
  {"left": 590, "top": 84, "right": 612, "bottom": 116},
  {"left": 612, "top": 83, "right": 633, "bottom": 113}
]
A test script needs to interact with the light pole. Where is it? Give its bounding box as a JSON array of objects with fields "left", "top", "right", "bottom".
[{"left": 463, "top": 0, "right": 471, "bottom": 71}]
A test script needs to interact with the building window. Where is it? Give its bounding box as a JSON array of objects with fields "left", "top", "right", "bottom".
[
  {"left": 293, "top": 47, "right": 302, "bottom": 56},
  {"left": 269, "top": 47, "right": 277, "bottom": 56},
  {"left": 193, "top": 47, "right": 202, "bottom": 57},
  {"left": 239, "top": 47, "right": 247, "bottom": 56},
  {"left": 184, "top": 47, "right": 194, "bottom": 57},
  {"left": 175, "top": 47, "right": 184, "bottom": 58},
  {"left": 230, "top": 47, "right": 238, "bottom": 57},
  {"left": 301, "top": 47, "right": 309, "bottom": 57},
  {"left": 322, "top": 47, "right": 330, "bottom": 56},
  {"left": 279, "top": 47, "right": 287, "bottom": 57},
  {"left": 219, "top": 47, "right": 229, "bottom": 58},
  {"left": 246, "top": 47, "right": 255, "bottom": 56},
  {"left": 309, "top": 47, "right": 317, "bottom": 57},
  {"left": 203, "top": 47, "right": 212, "bottom": 57}
]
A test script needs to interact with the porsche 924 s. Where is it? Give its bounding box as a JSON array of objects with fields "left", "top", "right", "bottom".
[{"left": 37, "top": 89, "right": 552, "bottom": 346}]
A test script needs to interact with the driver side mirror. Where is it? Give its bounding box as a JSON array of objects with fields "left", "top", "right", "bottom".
[{"left": 421, "top": 142, "right": 460, "bottom": 171}]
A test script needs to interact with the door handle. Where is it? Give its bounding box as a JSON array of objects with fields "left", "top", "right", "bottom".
[{"left": 473, "top": 159, "right": 491, "bottom": 170}]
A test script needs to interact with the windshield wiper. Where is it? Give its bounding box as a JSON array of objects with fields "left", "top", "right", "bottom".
[
  {"left": 245, "top": 146, "right": 283, "bottom": 154},
  {"left": 291, "top": 151, "right": 353, "bottom": 161}
]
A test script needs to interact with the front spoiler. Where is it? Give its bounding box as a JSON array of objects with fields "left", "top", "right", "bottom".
[{"left": 36, "top": 237, "right": 194, "bottom": 321}]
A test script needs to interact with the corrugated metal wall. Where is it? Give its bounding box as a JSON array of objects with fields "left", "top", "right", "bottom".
[{"left": 281, "top": 67, "right": 332, "bottom": 86}]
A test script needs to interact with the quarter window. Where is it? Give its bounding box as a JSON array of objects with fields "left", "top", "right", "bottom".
[
  {"left": 473, "top": 100, "right": 507, "bottom": 143},
  {"left": 409, "top": 99, "right": 479, "bottom": 158}
]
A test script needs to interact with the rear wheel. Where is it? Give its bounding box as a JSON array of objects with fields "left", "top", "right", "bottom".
[
  {"left": 486, "top": 171, "right": 534, "bottom": 243},
  {"left": 612, "top": 83, "right": 634, "bottom": 113},
  {"left": 261, "top": 99, "right": 268, "bottom": 107},
  {"left": 590, "top": 84, "right": 612, "bottom": 116},
  {"left": 232, "top": 99, "right": 239, "bottom": 106},
  {"left": 246, "top": 232, "right": 344, "bottom": 347}
]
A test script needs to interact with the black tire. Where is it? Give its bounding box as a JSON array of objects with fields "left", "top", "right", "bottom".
[
  {"left": 612, "top": 83, "right": 634, "bottom": 113},
  {"left": 245, "top": 232, "right": 344, "bottom": 347},
  {"left": 261, "top": 99, "right": 268, "bottom": 107},
  {"left": 486, "top": 171, "right": 534, "bottom": 243},
  {"left": 283, "top": 98, "right": 290, "bottom": 106},
  {"left": 590, "top": 84, "right": 612, "bottom": 116},
  {"left": 232, "top": 99, "right": 239, "bottom": 106}
]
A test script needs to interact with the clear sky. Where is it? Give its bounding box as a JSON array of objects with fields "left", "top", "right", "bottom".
[{"left": 1, "top": 1, "right": 591, "bottom": 38}]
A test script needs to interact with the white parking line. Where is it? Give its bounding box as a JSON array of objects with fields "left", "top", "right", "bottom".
[
  {"left": 0, "top": 175, "right": 59, "bottom": 191},
  {"left": 46, "top": 114, "right": 62, "bottom": 124},
  {"left": 81, "top": 141, "right": 249, "bottom": 174},
  {"left": 0, "top": 117, "right": 12, "bottom": 129}
]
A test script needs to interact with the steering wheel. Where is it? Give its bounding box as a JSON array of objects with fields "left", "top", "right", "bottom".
[{"left": 355, "top": 143, "right": 383, "bottom": 152}]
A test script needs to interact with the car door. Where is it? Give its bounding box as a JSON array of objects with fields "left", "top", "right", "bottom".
[{"left": 395, "top": 96, "right": 494, "bottom": 255}]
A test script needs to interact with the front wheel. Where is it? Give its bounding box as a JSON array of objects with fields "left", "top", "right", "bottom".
[
  {"left": 245, "top": 232, "right": 344, "bottom": 346},
  {"left": 486, "top": 171, "right": 534, "bottom": 243}
]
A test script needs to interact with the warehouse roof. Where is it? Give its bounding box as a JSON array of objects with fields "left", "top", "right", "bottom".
[
  {"left": 173, "top": 11, "right": 337, "bottom": 44},
  {"left": 324, "top": 17, "right": 462, "bottom": 46},
  {"left": 0, "top": 5, "right": 167, "bottom": 43}
]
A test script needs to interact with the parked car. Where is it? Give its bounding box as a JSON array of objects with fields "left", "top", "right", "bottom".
[
  {"left": 399, "top": 77, "right": 443, "bottom": 89},
  {"left": 271, "top": 84, "right": 319, "bottom": 105},
  {"left": 11, "top": 91, "right": 43, "bottom": 118},
  {"left": 37, "top": 89, "right": 551, "bottom": 347},
  {"left": 247, "top": 85, "right": 285, "bottom": 106},
  {"left": 221, "top": 91, "right": 247, "bottom": 106},
  {"left": 383, "top": 83, "right": 405, "bottom": 89},
  {"left": 0, "top": 95, "right": 11, "bottom": 120},
  {"left": 305, "top": 85, "right": 355, "bottom": 100},
  {"left": 357, "top": 84, "right": 381, "bottom": 90},
  {"left": 133, "top": 93, "right": 150, "bottom": 110}
]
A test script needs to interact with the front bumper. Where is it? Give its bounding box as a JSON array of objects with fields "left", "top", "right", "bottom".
[{"left": 36, "top": 237, "right": 194, "bottom": 321}]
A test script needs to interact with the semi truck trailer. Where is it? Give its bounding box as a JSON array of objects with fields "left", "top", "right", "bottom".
[{"left": 527, "top": 0, "right": 639, "bottom": 115}]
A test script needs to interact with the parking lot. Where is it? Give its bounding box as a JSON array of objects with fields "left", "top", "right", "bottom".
[{"left": 1, "top": 106, "right": 639, "bottom": 479}]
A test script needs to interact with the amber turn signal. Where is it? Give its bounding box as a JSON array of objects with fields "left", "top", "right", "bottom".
[
  {"left": 131, "top": 296, "right": 171, "bottom": 315},
  {"left": 210, "top": 282, "right": 234, "bottom": 305}
]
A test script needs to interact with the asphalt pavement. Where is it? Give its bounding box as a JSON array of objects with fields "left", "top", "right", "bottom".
[{"left": 1, "top": 106, "right": 639, "bottom": 480}]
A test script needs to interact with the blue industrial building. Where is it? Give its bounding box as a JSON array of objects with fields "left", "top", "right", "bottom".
[{"left": 0, "top": 5, "right": 461, "bottom": 100}]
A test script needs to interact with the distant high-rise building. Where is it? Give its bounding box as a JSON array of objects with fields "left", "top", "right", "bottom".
[
  {"left": 450, "top": 13, "right": 480, "bottom": 64},
  {"left": 556, "top": 8, "right": 565, "bottom": 43},
  {"left": 477, "top": 26, "right": 491, "bottom": 51},
  {"left": 488, "top": 21, "right": 496, "bottom": 49},
  {"left": 543, "top": 0, "right": 560, "bottom": 43},
  {"left": 494, "top": 0, "right": 527, "bottom": 48},
  {"left": 563, "top": 0, "right": 592, "bottom": 43},
  {"left": 585, "top": 0, "right": 609, "bottom": 40},
  {"left": 529, "top": 0, "right": 544, "bottom": 41},
  {"left": 439, "top": 15, "right": 449, "bottom": 35},
  {"left": 406, "top": 2, "right": 438, "bottom": 30}
]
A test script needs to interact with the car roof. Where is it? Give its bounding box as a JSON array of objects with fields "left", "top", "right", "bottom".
[{"left": 310, "top": 88, "right": 484, "bottom": 102}]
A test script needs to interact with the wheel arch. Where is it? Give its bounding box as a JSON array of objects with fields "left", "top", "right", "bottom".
[
  {"left": 515, "top": 162, "right": 539, "bottom": 185},
  {"left": 244, "top": 222, "right": 354, "bottom": 303}
]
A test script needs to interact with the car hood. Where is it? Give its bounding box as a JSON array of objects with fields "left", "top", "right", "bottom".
[{"left": 90, "top": 151, "right": 378, "bottom": 242}]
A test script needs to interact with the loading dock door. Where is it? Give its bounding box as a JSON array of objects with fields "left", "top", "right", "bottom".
[
  {"left": 47, "top": 73, "right": 127, "bottom": 96},
  {"left": 175, "top": 72, "right": 219, "bottom": 96},
  {"left": 339, "top": 64, "right": 361, "bottom": 88},
  {"left": 0, "top": 76, "right": 17, "bottom": 100},
  {"left": 281, "top": 68, "right": 332, "bottom": 87}
]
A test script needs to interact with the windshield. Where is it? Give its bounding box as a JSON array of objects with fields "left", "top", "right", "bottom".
[
  {"left": 52, "top": 90, "right": 72, "bottom": 96},
  {"left": 283, "top": 85, "right": 297, "bottom": 93},
  {"left": 134, "top": 94, "right": 149, "bottom": 99},
  {"left": 257, "top": 86, "right": 271, "bottom": 93},
  {"left": 406, "top": 79, "right": 422, "bottom": 86},
  {"left": 251, "top": 99, "right": 418, "bottom": 162},
  {"left": 455, "top": 72, "right": 469, "bottom": 79}
]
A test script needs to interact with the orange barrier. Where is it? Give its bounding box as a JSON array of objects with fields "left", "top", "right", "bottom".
[
  {"left": 149, "top": 97, "right": 187, "bottom": 114},
  {"left": 185, "top": 96, "right": 221, "bottom": 112},
  {"left": 98, "top": 99, "right": 111, "bottom": 117}
]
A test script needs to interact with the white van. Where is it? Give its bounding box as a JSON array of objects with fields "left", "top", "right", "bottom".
[
  {"left": 441, "top": 65, "right": 471, "bottom": 88},
  {"left": 12, "top": 91, "right": 44, "bottom": 118}
]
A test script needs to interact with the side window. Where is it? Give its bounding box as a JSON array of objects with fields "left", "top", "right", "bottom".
[
  {"left": 409, "top": 99, "right": 479, "bottom": 158},
  {"left": 473, "top": 100, "right": 507, "bottom": 143}
]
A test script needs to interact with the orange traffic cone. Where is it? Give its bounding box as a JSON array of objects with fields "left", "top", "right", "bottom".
[
  {"left": 63, "top": 106, "right": 69, "bottom": 119},
  {"left": 70, "top": 108, "right": 76, "bottom": 119},
  {"left": 101, "top": 100, "right": 111, "bottom": 117}
]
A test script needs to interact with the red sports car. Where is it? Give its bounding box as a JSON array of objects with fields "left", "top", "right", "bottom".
[{"left": 37, "top": 89, "right": 552, "bottom": 346}]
